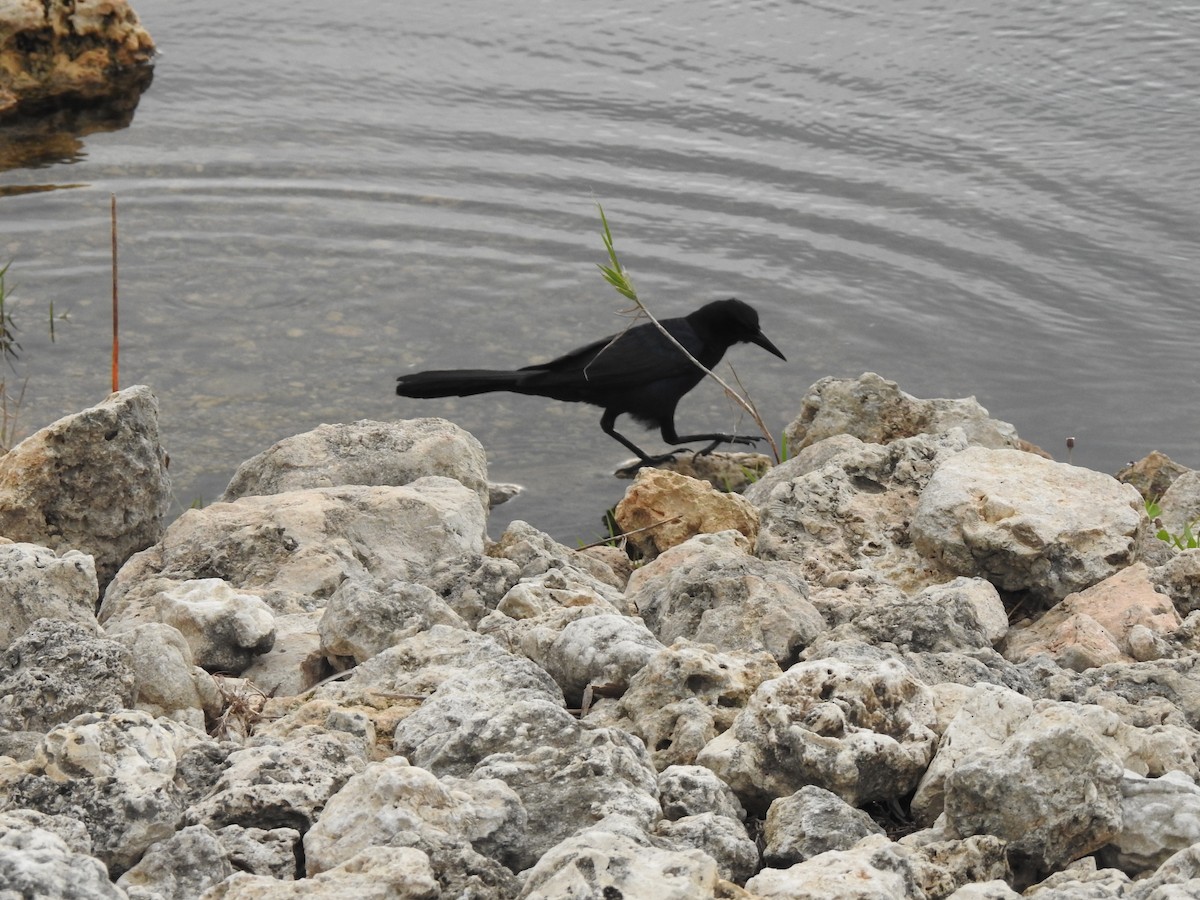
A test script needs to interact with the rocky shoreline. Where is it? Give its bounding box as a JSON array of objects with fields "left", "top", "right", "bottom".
[{"left": 2, "top": 375, "right": 1200, "bottom": 899}]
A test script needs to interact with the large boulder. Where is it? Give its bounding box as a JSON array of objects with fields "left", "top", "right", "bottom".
[
  {"left": 0, "top": 386, "right": 171, "bottom": 588},
  {"left": 911, "top": 447, "right": 1144, "bottom": 605}
]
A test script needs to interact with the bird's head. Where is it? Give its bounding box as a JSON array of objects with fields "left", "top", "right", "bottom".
[{"left": 692, "top": 298, "right": 786, "bottom": 360}]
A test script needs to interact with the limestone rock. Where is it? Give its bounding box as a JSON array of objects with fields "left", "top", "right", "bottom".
[
  {"left": 221, "top": 418, "right": 491, "bottom": 510},
  {"left": 586, "top": 642, "right": 781, "bottom": 771},
  {"left": 627, "top": 530, "right": 825, "bottom": 667},
  {"left": 0, "top": 542, "right": 98, "bottom": 651},
  {"left": 5, "top": 710, "right": 221, "bottom": 875},
  {"left": 697, "top": 651, "right": 939, "bottom": 811},
  {"left": 391, "top": 655, "right": 660, "bottom": 865},
  {"left": 240, "top": 611, "right": 327, "bottom": 698},
  {"left": 201, "top": 846, "right": 439, "bottom": 899},
  {"left": 318, "top": 580, "right": 468, "bottom": 667},
  {"left": 746, "top": 834, "right": 927, "bottom": 900},
  {"left": 0, "top": 0, "right": 155, "bottom": 117},
  {"left": 763, "top": 785, "right": 886, "bottom": 866},
  {"left": 537, "top": 612, "right": 664, "bottom": 704},
  {"left": 1003, "top": 563, "right": 1181, "bottom": 670},
  {"left": 751, "top": 431, "right": 967, "bottom": 592},
  {"left": 617, "top": 449, "right": 774, "bottom": 492},
  {"left": 1155, "top": 549, "right": 1200, "bottom": 616},
  {"left": 912, "top": 446, "right": 1144, "bottom": 605},
  {"left": 1102, "top": 770, "right": 1200, "bottom": 874},
  {"left": 942, "top": 717, "right": 1124, "bottom": 874},
  {"left": 185, "top": 729, "right": 367, "bottom": 834},
  {"left": 214, "top": 825, "right": 301, "bottom": 880},
  {"left": 100, "top": 478, "right": 486, "bottom": 618},
  {"left": 650, "top": 811, "right": 760, "bottom": 884},
  {"left": 0, "top": 386, "right": 170, "bottom": 588},
  {"left": 519, "top": 827, "right": 726, "bottom": 900},
  {"left": 486, "top": 519, "right": 625, "bottom": 593},
  {"left": 786, "top": 372, "right": 1023, "bottom": 452},
  {"left": 0, "top": 818, "right": 124, "bottom": 900},
  {"left": 304, "top": 755, "right": 524, "bottom": 887},
  {"left": 117, "top": 823, "right": 233, "bottom": 900},
  {"left": 613, "top": 468, "right": 759, "bottom": 559},
  {"left": 111, "top": 623, "right": 223, "bottom": 729},
  {"left": 819, "top": 576, "right": 1007, "bottom": 653},
  {"left": 0, "top": 618, "right": 135, "bottom": 731},
  {"left": 1116, "top": 451, "right": 1191, "bottom": 502},
  {"left": 1157, "top": 470, "right": 1200, "bottom": 537},
  {"left": 657, "top": 764, "right": 747, "bottom": 823}
]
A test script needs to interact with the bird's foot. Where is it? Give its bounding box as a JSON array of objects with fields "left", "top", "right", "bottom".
[
  {"left": 615, "top": 449, "right": 686, "bottom": 477},
  {"left": 694, "top": 435, "right": 765, "bottom": 457}
]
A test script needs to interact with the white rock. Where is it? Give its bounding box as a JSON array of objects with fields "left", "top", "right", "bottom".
[
  {"left": 0, "top": 543, "right": 98, "bottom": 650},
  {"left": 912, "top": 447, "right": 1144, "bottom": 604}
]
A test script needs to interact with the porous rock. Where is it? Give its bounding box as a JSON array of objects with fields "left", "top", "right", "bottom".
[
  {"left": 519, "top": 826, "right": 726, "bottom": 900},
  {"left": 697, "top": 650, "right": 939, "bottom": 811},
  {"left": 1155, "top": 549, "right": 1200, "bottom": 616},
  {"left": 0, "top": 0, "right": 155, "bottom": 117},
  {"left": 99, "top": 477, "right": 486, "bottom": 618},
  {"left": 762, "top": 784, "right": 886, "bottom": 866},
  {"left": 626, "top": 530, "right": 825, "bottom": 667},
  {"left": 942, "top": 715, "right": 1124, "bottom": 875},
  {"left": 1116, "top": 450, "right": 1191, "bottom": 503},
  {"left": 0, "top": 817, "right": 124, "bottom": 900},
  {"left": 1102, "top": 770, "right": 1200, "bottom": 874},
  {"left": 5, "top": 710, "right": 222, "bottom": 875},
  {"left": 0, "top": 617, "right": 135, "bottom": 731},
  {"left": 619, "top": 449, "right": 774, "bottom": 492},
  {"left": 912, "top": 447, "right": 1144, "bottom": 605},
  {"left": 201, "top": 846, "right": 439, "bottom": 899},
  {"left": 240, "top": 611, "right": 327, "bottom": 698},
  {"left": 221, "top": 418, "right": 491, "bottom": 510},
  {"left": 657, "top": 764, "right": 747, "bottom": 823},
  {"left": 1156, "top": 469, "right": 1200, "bottom": 537},
  {"left": 750, "top": 431, "right": 967, "bottom": 592},
  {"left": 184, "top": 728, "right": 368, "bottom": 834},
  {"left": 650, "top": 811, "right": 760, "bottom": 884},
  {"left": 0, "top": 386, "right": 170, "bottom": 588},
  {"left": 586, "top": 642, "right": 781, "bottom": 771},
  {"left": 0, "top": 542, "right": 98, "bottom": 651},
  {"left": 613, "top": 467, "right": 759, "bottom": 559},
  {"left": 786, "top": 372, "right": 1023, "bottom": 452},
  {"left": 116, "top": 823, "right": 233, "bottom": 900},
  {"left": 304, "top": 755, "right": 524, "bottom": 889},
  {"left": 318, "top": 579, "right": 468, "bottom": 667},
  {"left": 818, "top": 576, "right": 1007, "bottom": 653},
  {"left": 746, "top": 834, "right": 927, "bottom": 900},
  {"left": 391, "top": 655, "right": 660, "bottom": 865},
  {"left": 486, "top": 519, "right": 625, "bottom": 593}
]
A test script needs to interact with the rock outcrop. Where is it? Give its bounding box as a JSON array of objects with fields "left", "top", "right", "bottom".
[{"left": 4, "top": 381, "right": 1200, "bottom": 899}]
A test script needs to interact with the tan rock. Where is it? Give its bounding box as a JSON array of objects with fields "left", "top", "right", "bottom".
[
  {"left": 1116, "top": 450, "right": 1192, "bottom": 502},
  {"left": 613, "top": 468, "right": 758, "bottom": 559},
  {"left": 0, "top": 0, "right": 156, "bottom": 116},
  {"left": 1004, "top": 564, "right": 1181, "bottom": 670}
]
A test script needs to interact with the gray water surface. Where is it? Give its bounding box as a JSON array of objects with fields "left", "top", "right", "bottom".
[{"left": 1, "top": 0, "right": 1198, "bottom": 543}]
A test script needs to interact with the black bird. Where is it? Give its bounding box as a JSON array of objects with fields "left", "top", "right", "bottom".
[{"left": 395, "top": 297, "right": 786, "bottom": 465}]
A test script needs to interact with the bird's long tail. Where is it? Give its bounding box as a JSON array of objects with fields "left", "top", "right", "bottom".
[{"left": 396, "top": 369, "right": 524, "bottom": 398}]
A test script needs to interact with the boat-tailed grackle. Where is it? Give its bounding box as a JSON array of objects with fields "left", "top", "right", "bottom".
[{"left": 395, "top": 297, "right": 786, "bottom": 465}]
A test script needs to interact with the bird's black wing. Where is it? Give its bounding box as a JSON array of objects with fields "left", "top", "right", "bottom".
[{"left": 519, "top": 317, "right": 703, "bottom": 391}]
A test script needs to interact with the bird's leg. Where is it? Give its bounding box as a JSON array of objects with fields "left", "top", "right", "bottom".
[
  {"left": 661, "top": 421, "right": 765, "bottom": 456},
  {"left": 602, "top": 410, "right": 683, "bottom": 473}
]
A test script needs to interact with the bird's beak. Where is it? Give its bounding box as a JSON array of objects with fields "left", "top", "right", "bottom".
[{"left": 750, "top": 330, "right": 786, "bottom": 361}]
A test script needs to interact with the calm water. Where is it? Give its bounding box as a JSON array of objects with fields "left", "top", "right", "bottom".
[{"left": 1, "top": 0, "right": 1198, "bottom": 544}]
